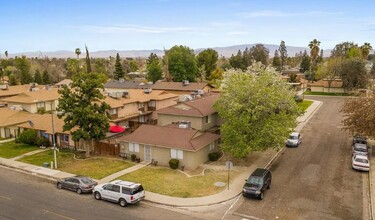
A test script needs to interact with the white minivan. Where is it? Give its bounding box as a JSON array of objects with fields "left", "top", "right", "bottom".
[{"left": 93, "top": 180, "right": 145, "bottom": 207}]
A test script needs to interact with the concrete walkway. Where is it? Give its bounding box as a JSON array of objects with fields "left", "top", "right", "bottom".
[
  {"left": 98, "top": 161, "right": 150, "bottom": 184},
  {"left": 0, "top": 100, "right": 323, "bottom": 207},
  {"left": 11, "top": 148, "right": 50, "bottom": 161}
]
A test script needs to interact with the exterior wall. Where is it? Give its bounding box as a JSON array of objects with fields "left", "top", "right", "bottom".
[
  {"left": 118, "top": 103, "right": 138, "bottom": 118},
  {"left": 157, "top": 114, "right": 203, "bottom": 130},
  {"left": 201, "top": 113, "right": 220, "bottom": 131},
  {"left": 151, "top": 98, "right": 177, "bottom": 119},
  {"left": 119, "top": 140, "right": 220, "bottom": 170},
  {"left": 310, "top": 86, "right": 345, "bottom": 93}
]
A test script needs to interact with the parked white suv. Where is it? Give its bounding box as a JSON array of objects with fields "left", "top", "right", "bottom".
[{"left": 93, "top": 180, "right": 145, "bottom": 207}]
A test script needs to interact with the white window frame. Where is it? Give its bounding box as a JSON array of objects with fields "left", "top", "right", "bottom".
[
  {"left": 209, "top": 142, "right": 215, "bottom": 151},
  {"left": 205, "top": 115, "right": 212, "bottom": 124},
  {"left": 148, "top": 101, "right": 156, "bottom": 107},
  {"left": 109, "top": 108, "right": 117, "bottom": 115},
  {"left": 171, "top": 149, "right": 183, "bottom": 159},
  {"left": 129, "top": 143, "right": 139, "bottom": 152},
  {"left": 36, "top": 102, "right": 45, "bottom": 108},
  {"left": 138, "top": 103, "right": 145, "bottom": 108}
]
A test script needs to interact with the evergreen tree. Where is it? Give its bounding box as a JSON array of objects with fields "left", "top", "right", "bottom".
[
  {"left": 300, "top": 50, "right": 311, "bottom": 73},
  {"left": 15, "top": 56, "right": 33, "bottom": 84},
  {"left": 229, "top": 50, "right": 246, "bottom": 70},
  {"left": 249, "top": 44, "right": 269, "bottom": 66},
  {"left": 196, "top": 48, "right": 218, "bottom": 80},
  {"left": 42, "top": 70, "right": 50, "bottom": 84},
  {"left": 146, "top": 53, "right": 162, "bottom": 83},
  {"left": 34, "top": 69, "right": 43, "bottom": 84},
  {"left": 278, "top": 40, "right": 288, "bottom": 71},
  {"left": 85, "top": 45, "right": 92, "bottom": 73},
  {"left": 114, "top": 53, "right": 124, "bottom": 80},
  {"left": 272, "top": 50, "right": 281, "bottom": 71}
]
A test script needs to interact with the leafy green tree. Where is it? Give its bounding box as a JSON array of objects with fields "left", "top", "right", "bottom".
[
  {"left": 278, "top": 40, "right": 288, "bottom": 71},
  {"left": 93, "top": 58, "right": 108, "bottom": 75},
  {"left": 361, "top": 42, "right": 372, "bottom": 60},
  {"left": 196, "top": 48, "right": 218, "bottom": 80},
  {"left": 316, "top": 58, "right": 342, "bottom": 92},
  {"left": 197, "top": 65, "right": 206, "bottom": 82},
  {"left": 34, "top": 69, "right": 43, "bottom": 84},
  {"left": 272, "top": 50, "right": 281, "bottom": 71},
  {"left": 208, "top": 67, "right": 224, "bottom": 87},
  {"left": 57, "top": 70, "right": 110, "bottom": 157},
  {"left": 339, "top": 58, "right": 368, "bottom": 92},
  {"left": 75, "top": 48, "right": 81, "bottom": 59},
  {"left": 242, "top": 47, "right": 252, "bottom": 68},
  {"left": 229, "top": 50, "right": 246, "bottom": 70},
  {"left": 65, "top": 58, "right": 80, "bottom": 78},
  {"left": 331, "top": 42, "right": 357, "bottom": 58},
  {"left": 114, "top": 53, "right": 124, "bottom": 80},
  {"left": 146, "top": 54, "right": 162, "bottom": 83},
  {"left": 15, "top": 56, "right": 32, "bottom": 84},
  {"left": 249, "top": 44, "right": 269, "bottom": 65},
  {"left": 300, "top": 50, "right": 311, "bottom": 73},
  {"left": 168, "top": 45, "right": 197, "bottom": 82},
  {"left": 42, "top": 70, "right": 50, "bottom": 84},
  {"left": 214, "top": 64, "right": 299, "bottom": 158},
  {"left": 8, "top": 74, "right": 17, "bottom": 85},
  {"left": 347, "top": 47, "right": 363, "bottom": 59},
  {"left": 129, "top": 60, "right": 139, "bottom": 72}
]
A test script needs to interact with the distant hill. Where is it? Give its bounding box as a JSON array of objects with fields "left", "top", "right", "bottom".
[{"left": 8, "top": 44, "right": 332, "bottom": 59}]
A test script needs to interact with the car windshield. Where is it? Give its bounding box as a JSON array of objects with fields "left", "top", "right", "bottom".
[
  {"left": 289, "top": 135, "right": 298, "bottom": 140},
  {"left": 80, "top": 177, "right": 94, "bottom": 184},
  {"left": 246, "top": 177, "right": 263, "bottom": 186},
  {"left": 355, "top": 158, "right": 368, "bottom": 163},
  {"left": 354, "top": 147, "right": 367, "bottom": 152}
]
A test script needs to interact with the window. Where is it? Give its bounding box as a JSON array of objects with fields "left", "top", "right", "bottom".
[
  {"left": 122, "top": 187, "right": 131, "bottom": 195},
  {"left": 139, "top": 116, "right": 145, "bottom": 123},
  {"left": 112, "top": 185, "right": 120, "bottom": 193},
  {"left": 138, "top": 103, "right": 144, "bottom": 108},
  {"left": 209, "top": 142, "right": 215, "bottom": 151},
  {"left": 148, "top": 101, "right": 156, "bottom": 107},
  {"left": 61, "top": 134, "right": 69, "bottom": 142},
  {"left": 36, "top": 102, "right": 45, "bottom": 108},
  {"left": 171, "top": 149, "right": 183, "bottom": 159},
  {"left": 129, "top": 143, "right": 139, "bottom": 152},
  {"left": 205, "top": 115, "right": 212, "bottom": 124},
  {"left": 109, "top": 108, "right": 117, "bottom": 115}
]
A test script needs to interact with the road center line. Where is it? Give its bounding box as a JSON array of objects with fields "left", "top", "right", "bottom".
[{"left": 42, "top": 209, "right": 75, "bottom": 220}]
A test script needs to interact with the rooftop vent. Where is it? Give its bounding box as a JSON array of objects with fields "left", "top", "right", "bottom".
[
  {"left": 119, "top": 78, "right": 125, "bottom": 83},
  {"left": 182, "top": 80, "right": 189, "bottom": 86},
  {"left": 178, "top": 121, "right": 191, "bottom": 129},
  {"left": 0, "top": 84, "right": 8, "bottom": 90},
  {"left": 144, "top": 88, "right": 152, "bottom": 94}
]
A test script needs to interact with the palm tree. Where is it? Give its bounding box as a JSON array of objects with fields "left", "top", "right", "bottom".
[
  {"left": 360, "top": 42, "right": 372, "bottom": 59},
  {"left": 308, "top": 39, "right": 321, "bottom": 61},
  {"left": 4, "top": 51, "right": 8, "bottom": 59},
  {"left": 75, "top": 48, "right": 81, "bottom": 59}
]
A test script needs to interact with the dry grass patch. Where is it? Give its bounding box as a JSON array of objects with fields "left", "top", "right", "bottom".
[{"left": 116, "top": 166, "right": 238, "bottom": 198}]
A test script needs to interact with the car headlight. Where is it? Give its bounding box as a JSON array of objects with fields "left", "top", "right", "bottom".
[{"left": 255, "top": 190, "right": 261, "bottom": 194}]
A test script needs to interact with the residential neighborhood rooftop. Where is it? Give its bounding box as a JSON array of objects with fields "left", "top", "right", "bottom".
[{"left": 151, "top": 81, "right": 213, "bottom": 92}]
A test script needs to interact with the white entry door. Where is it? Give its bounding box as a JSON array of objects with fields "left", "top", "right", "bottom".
[{"left": 144, "top": 145, "right": 151, "bottom": 162}]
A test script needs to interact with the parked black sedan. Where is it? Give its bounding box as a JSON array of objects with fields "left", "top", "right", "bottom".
[{"left": 57, "top": 176, "right": 97, "bottom": 194}]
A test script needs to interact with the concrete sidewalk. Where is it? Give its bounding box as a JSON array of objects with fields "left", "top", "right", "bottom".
[
  {"left": 370, "top": 144, "right": 375, "bottom": 220},
  {"left": 0, "top": 100, "right": 322, "bottom": 207}
]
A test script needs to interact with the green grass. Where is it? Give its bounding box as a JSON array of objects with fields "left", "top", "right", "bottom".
[
  {"left": 17, "top": 149, "right": 135, "bottom": 179},
  {"left": 297, "top": 100, "right": 314, "bottom": 112},
  {"left": 303, "top": 91, "right": 352, "bottom": 96},
  {"left": 116, "top": 166, "right": 238, "bottom": 198},
  {"left": 0, "top": 141, "right": 39, "bottom": 158}
]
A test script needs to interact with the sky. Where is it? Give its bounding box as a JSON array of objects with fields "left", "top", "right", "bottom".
[{"left": 1, "top": 0, "right": 375, "bottom": 53}]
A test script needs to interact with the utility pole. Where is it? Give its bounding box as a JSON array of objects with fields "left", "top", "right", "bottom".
[{"left": 50, "top": 102, "right": 57, "bottom": 169}]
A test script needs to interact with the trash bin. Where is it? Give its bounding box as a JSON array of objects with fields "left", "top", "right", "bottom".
[{"left": 42, "top": 162, "right": 49, "bottom": 168}]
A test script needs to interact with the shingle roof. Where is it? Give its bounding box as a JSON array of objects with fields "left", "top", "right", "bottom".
[
  {"left": 156, "top": 93, "right": 219, "bottom": 117},
  {"left": 151, "top": 82, "right": 213, "bottom": 91},
  {"left": 0, "top": 84, "right": 46, "bottom": 98},
  {"left": 104, "top": 80, "right": 150, "bottom": 89},
  {"left": 1, "top": 89, "right": 59, "bottom": 104},
  {"left": 116, "top": 124, "right": 220, "bottom": 152}
]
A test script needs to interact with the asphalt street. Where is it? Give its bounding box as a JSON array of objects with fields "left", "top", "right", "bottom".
[
  {"left": 232, "top": 96, "right": 370, "bottom": 220},
  {"left": 0, "top": 167, "right": 202, "bottom": 220}
]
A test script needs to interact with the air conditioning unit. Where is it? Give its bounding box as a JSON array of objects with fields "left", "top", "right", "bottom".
[
  {"left": 0, "top": 84, "right": 8, "bottom": 90},
  {"left": 178, "top": 121, "right": 191, "bottom": 129},
  {"left": 122, "top": 91, "right": 129, "bottom": 97},
  {"left": 196, "top": 89, "right": 204, "bottom": 95},
  {"left": 31, "top": 87, "right": 40, "bottom": 92},
  {"left": 182, "top": 80, "right": 189, "bottom": 86},
  {"left": 10, "top": 105, "right": 23, "bottom": 111},
  {"left": 144, "top": 88, "right": 152, "bottom": 94},
  {"left": 108, "top": 92, "right": 122, "bottom": 98}
]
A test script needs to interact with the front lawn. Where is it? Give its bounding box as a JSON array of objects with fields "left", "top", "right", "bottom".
[
  {"left": 297, "top": 100, "right": 314, "bottom": 112},
  {"left": 116, "top": 166, "right": 237, "bottom": 198},
  {"left": 17, "top": 149, "right": 134, "bottom": 179},
  {"left": 303, "top": 91, "right": 351, "bottom": 96},
  {"left": 0, "top": 141, "right": 39, "bottom": 158}
]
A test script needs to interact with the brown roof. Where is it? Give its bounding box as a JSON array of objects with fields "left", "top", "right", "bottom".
[
  {"left": 1, "top": 89, "right": 59, "bottom": 104},
  {"left": 156, "top": 93, "right": 219, "bottom": 117},
  {"left": 55, "top": 79, "right": 72, "bottom": 86},
  {"left": 104, "top": 89, "right": 178, "bottom": 108},
  {"left": 0, "top": 84, "right": 46, "bottom": 98},
  {"left": 151, "top": 82, "right": 213, "bottom": 91},
  {"left": 116, "top": 124, "right": 220, "bottom": 152}
]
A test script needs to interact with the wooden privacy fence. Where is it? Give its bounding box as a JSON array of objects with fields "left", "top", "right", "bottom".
[{"left": 94, "top": 140, "right": 120, "bottom": 156}]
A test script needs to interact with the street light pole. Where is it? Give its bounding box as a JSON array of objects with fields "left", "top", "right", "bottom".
[{"left": 50, "top": 103, "right": 57, "bottom": 169}]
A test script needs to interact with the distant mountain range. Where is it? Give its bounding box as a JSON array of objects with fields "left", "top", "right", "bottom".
[{"left": 7, "top": 44, "right": 333, "bottom": 59}]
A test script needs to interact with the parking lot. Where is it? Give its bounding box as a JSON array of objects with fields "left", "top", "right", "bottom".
[{"left": 233, "top": 96, "right": 370, "bottom": 220}]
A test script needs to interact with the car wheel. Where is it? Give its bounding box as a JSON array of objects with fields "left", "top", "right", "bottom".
[
  {"left": 94, "top": 192, "right": 101, "bottom": 200},
  {"left": 76, "top": 188, "right": 82, "bottom": 194},
  {"left": 259, "top": 192, "right": 264, "bottom": 200},
  {"left": 57, "top": 183, "right": 62, "bottom": 189},
  {"left": 119, "top": 198, "right": 127, "bottom": 207},
  {"left": 267, "top": 183, "right": 271, "bottom": 189}
]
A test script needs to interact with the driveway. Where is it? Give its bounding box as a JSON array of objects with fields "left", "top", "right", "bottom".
[{"left": 232, "top": 96, "right": 370, "bottom": 220}]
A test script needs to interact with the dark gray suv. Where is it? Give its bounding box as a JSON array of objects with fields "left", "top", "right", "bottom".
[{"left": 243, "top": 168, "right": 272, "bottom": 200}]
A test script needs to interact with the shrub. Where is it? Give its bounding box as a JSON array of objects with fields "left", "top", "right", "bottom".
[
  {"left": 35, "top": 136, "right": 50, "bottom": 147},
  {"left": 131, "top": 154, "right": 137, "bottom": 161},
  {"left": 16, "top": 129, "right": 38, "bottom": 145},
  {"left": 208, "top": 152, "right": 221, "bottom": 161},
  {"left": 169, "top": 159, "right": 179, "bottom": 169}
]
